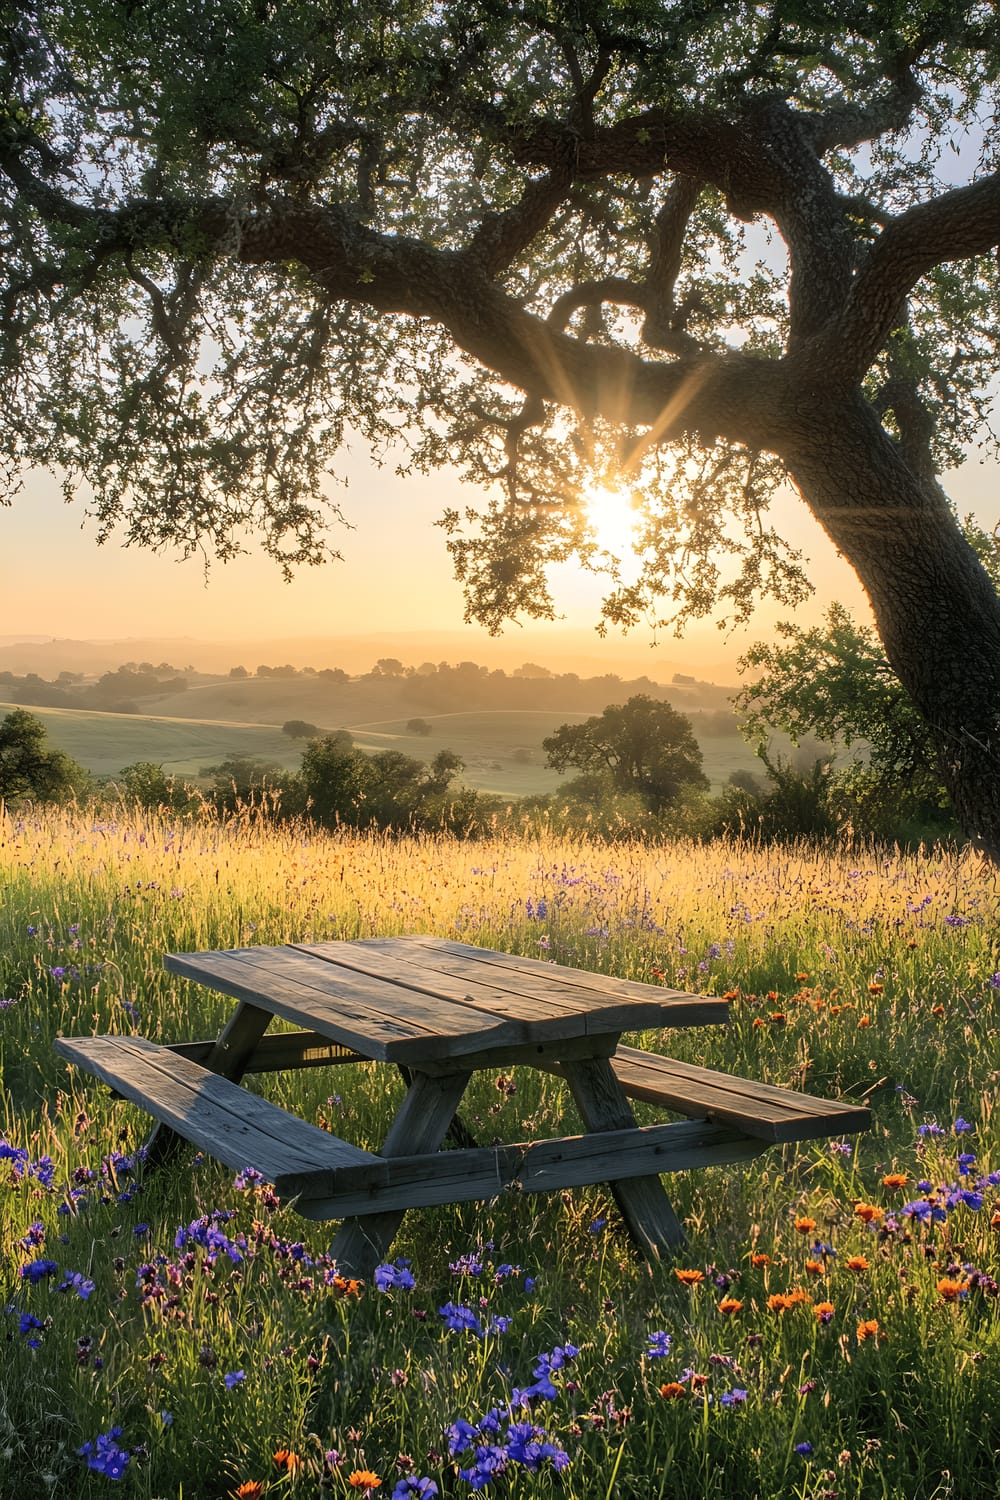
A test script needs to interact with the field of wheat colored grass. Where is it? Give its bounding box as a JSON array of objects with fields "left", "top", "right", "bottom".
[{"left": 2, "top": 806, "right": 1000, "bottom": 1498}]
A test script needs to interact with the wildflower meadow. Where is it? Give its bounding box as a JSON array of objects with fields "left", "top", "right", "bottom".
[{"left": 3, "top": 805, "right": 1000, "bottom": 1498}]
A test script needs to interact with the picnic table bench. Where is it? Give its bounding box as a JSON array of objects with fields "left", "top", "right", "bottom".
[{"left": 55, "top": 937, "right": 869, "bottom": 1277}]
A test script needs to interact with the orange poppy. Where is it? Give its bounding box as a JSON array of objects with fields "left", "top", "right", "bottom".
[
  {"left": 853, "top": 1204, "right": 883, "bottom": 1224},
  {"left": 814, "top": 1301, "right": 835, "bottom": 1321},
  {"left": 659, "top": 1381, "right": 686, "bottom": 1399},
  {"left": 674, "top": 1269, "right": 704, "bottom": 1286},
  {"left": 232, "top": 1485, "right": 265, "bottom": 1500},
  {"left": 750, "top": 1252, "right": 772, "bottom": 1267},
  {"left": 348, "top": 1472, "right": 382, "bottom": 1490},
  {"left": 717, "top": 1297, "right": 743, "bottom": 1315},
  {"left": 273, "top": 1450, "right": 302, "bottom": 1474},
  {"left": 794, "top": 1217, "right": 817, "bottom": 1235}
]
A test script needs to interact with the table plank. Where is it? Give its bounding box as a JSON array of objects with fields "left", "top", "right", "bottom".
[
  {"left": 295, "top": 940, "right": 624, "bottom": 1039},
  {"left": 336, "top": 938, "right": 727, "bottom": 1032},
  {"left": 400, "top": 936, "right": 724, "bottom": 1014},
  {"left": 165, "top": 948, "right": 516, "bottom": 1062}
]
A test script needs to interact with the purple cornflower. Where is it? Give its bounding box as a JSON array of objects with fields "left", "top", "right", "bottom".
[
  {"left": 954, "top": 1118, "right": 974, "bottom": 1134},
  {"left": 646, "top": 1330, "right": 673, "bottom": 1359},
  {"left": 374, "top": 1259, "right": 415, "bottom": 1292},
  {"left": 58, "top": 1271, "right": 95, "bottom": 1299},
  {"left": 392, "top": 1480, "right": 439, "bottom": 1498},
  {"left": 719, "top": 1388, "right": 749, "bottom": 1407},
  {"left": 795, "top": 1442, "right": 813, "bottom": 1456}
]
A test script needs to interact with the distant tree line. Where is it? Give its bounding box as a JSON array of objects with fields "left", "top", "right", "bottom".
[{"left": 0, "top": 664, "right": 188, "bottom": 714}]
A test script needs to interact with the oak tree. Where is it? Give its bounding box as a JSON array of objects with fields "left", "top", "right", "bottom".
[
  {"left": 543, "top": 694, "right": 707, "bottom": 810},
  {"left": 2, "top": 2, "right": 1000, "bottom": 850}
]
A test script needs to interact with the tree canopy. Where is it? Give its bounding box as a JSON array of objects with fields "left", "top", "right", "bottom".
[
  {"left": 543, "top": 693, "right": 707, "bottom": 810},
  {"left": 2, "top": 0, "right": 1000, "bottom": 850},
  {"left": 0, "top": 708, "right": 89, "bottom": 803}
]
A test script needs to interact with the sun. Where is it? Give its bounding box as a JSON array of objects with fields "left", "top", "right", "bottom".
[{"left": 584, "top": 486, "right": 641, "bottom": 574}]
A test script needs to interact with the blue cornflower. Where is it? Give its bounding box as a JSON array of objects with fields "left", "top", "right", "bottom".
[
  {"left": 588, "top": 1218, "right": 608, "bottom": 1234},
  {"left": 160, "top": 1412, "right": 173, "bottom": 1427},
  {"left": 646, "top": 1330, "right": 673, "bottom": 1358},
  {"left": 795, "top": 1442, "right": 813, "bottom": 1456},
  {"left": 958, "top": 1153, "right": 977, "bottom": 1176},
  {"left": 392, "top": 1480, "right": 439, "bottom": 1498},
  {"left": 223, "top": 1370, "right": 245, "bottom": 1389},
  {"left": 375, "top": 1259, "right": 416, "bottom": 1292},
  {"left": 944, "top": 915, "right": 971, "bottom": 927},
  {"left": 77, "top": 1427, "right": 130, "bottom": 1479},
  {"left": 918, "top": 1124, "right": 945, "bottom": 1138},
  {"left": 954, "top": 1119, "right": 974, "bottom": 1134},
  {"left": 720, "top": 1388, "right": 748, "bottom": 1406},
  {"left": 20, "top": 1257, "right": 58, "bottom": 1284},
  {"left": 439, "top": 1301, "right": 484, "bottom": 1336},
  {"left": 19, "top": 1312, "right": 45, "bottom": 1340}
]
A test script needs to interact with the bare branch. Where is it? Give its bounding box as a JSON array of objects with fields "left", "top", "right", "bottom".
[{"left": 546, "top": 277, "right": 646, "bottom": 332}]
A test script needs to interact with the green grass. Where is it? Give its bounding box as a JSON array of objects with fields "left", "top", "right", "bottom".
[{"left": 5, "top": 810, "right": 999, "bottom": 1497}]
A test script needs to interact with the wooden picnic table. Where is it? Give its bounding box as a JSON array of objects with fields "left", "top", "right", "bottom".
[{"left": 56, "top": 936, "right": 869, "bottom": 1277}]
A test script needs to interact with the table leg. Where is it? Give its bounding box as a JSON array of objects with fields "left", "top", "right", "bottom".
[
  {"left": 144, "top": 1001, "right": 273, "bottom": 1166},
  {"left": 329, "top": 1069, "right": 472, "bottom": 1280},
  {"left": 562, "top": 1055, "right": 686, "bottom": 1260}
]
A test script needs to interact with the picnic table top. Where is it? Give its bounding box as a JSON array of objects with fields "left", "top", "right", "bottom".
[{"left": 164, "top": 935, "right": 728, "bottom": 1065}]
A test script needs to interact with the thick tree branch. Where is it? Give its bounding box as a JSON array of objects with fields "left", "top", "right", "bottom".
[
  {"left": 642, "top": 174, "right": 702, "bottom": 350},
  {"left": 463, "top": 161, "right": 574, "bottom": 277},
  {"left": 802, "top": 173, "right": 1000, "bottom": 384}
]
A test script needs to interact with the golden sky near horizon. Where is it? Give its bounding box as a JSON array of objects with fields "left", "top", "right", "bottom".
[{"left": 2, "top": 445, "right": 996, "bottom": 676}]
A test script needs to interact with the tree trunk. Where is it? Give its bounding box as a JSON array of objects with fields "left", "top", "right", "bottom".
[{"left": 786, "top": 397, "right": 1000, "bottom": 860}]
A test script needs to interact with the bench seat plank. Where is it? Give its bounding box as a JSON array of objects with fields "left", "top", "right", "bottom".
[
  {"left": 55, "top": 1034, "right": 379, "bottom": 1180},
  {"left": 607, "top": 1046, "right": 870, "bottom": 1143}
]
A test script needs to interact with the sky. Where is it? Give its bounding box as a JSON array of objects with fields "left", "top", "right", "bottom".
[{"left": 1, "top": 439, "right": 996, "bottom": 678}]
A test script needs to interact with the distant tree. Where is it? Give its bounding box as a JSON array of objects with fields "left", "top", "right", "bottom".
[
  {"left": 372, "top": 658, "right": 405, "bottom": 678},
  {"left": 406, "top": 718, "right": 433, "bottom": 737},
  {"left": 735, "top": 602, "right": 942, "bottom": 808},
  {"left": 229, "top": 665, "right": 249, "bottom": 680},
  {"left": 282, "top": 719, "right": 320, "bottom": 740},
  {"left": 317, "top": 667, "right": 349, "bottom": 685},
  {"left": 513, "top": 663, "right": 552, "bottom": 679},
  {"left": 113, "top": 760, "right": 199, "bottom": 812},
  {"left": 0, "top": 708, "right": 90, "bottom": 804},
  {"left": 270, "top": 664, "right": 299, "bottom": 678},
  {"left": 256, "top": 665, "right": 273, "bottom": 678},
  {"left": 425, "top": 748, "right": 464, "bottom": 793},
  {"left": 299, "top": 734, "right": 374, "bottom": 826},
  {"left": 543, "top": 695, "right": 708, "bottom": 812},
  {"left": 200, "top": 754, "right": 290, "bottom": 814}
]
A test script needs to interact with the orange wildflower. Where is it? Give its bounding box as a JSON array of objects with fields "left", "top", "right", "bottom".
[
  {"left": 907, "top": 939, "right": 918, "bottom": 949},
  {"left": 795, "top": 972, "right": 809, "bottom": 981},
  {"left": 857, "top": 1015, "right": 871, "bottom": 1028},
  {"left": 752, "top": 1018, "right": 766, "bottom": 1029},
  {"left": 829, "top": 1005, "right": 841, "bottom": 1016},
  {"left": 882, "top": 1174, "right": 908, "bottom": 1189},
  {"left": 856, "top": 1319, "right": 881, "bottom": 1343},
  {"left": 853, "top": 1203, "right": 884, "bottom": 1224},
  {"left": 750, "top": 1252, "right": 772, "bottom": 1267},
  {"left": 767, "top": 990, "right": 780, "bottom": 1001},
  {"left": 328, "top": 1274, "right": 362, "bottom": 1297},
  {"left": 348, "top": 1473, "right": 382, "bottom": 1491},
  {"left": 717, "top": 1297, "right": 743, "bottom": 1315},
  {"left": 931, "top": 1003, "right": 945, "bottom": 1016},
  {"left": 991, "top": 1210, "right": 1000, "bottom": 1230},
  {"left": 232, "top": 1485, "right": 265, "bottom": 1500},
  {"left": 804, "top": 1260, "right": 825, "bottom": 1278},
  {"left": 770, "top": 1012, "right": 787, "bottom": 1025},
  {"left": 845, "top": 1256, "right": 869, "bottom": 1272},
  {"left": 722, "top": 989, "right": 740, "bottom": 1001},
  {"left": 659, "top": 1382, "right": 686, "bottom": 1399},
  {"left": 794, "top": 1217, "right": 817, "bottom": 1235},
  {"left": 867, "top": 982, "right": 883, "bottom": 995},
  {"left": 273, "top": 1450, "right": 302, "bottom": 1474},
  {"left": 675, "top": 1268, "right": 704, "bottom": 1286},
  {"left": 814, "top": 1301, "right": 835, "bottom": 1322},
  {"left": 768, "top": 1293, "right": 793, "bottom": 1312},
  {"left": 937, "top": 1278, "right": 967, "bottom": 1302}
]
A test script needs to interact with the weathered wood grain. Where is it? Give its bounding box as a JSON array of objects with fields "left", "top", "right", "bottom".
[
  {"left": 286, "top": 1118, "right": 767, "bottom": 1218},
  {"left": 562, "top": 1054, "right": 687, "bottom": 1256},
  {"left": 605, "top": 1047, "right": 871, "bottom": 1142},
  {"left": 328, "top": 1069, "right": 472, "bottom": 1279},
  {"left": 55, "top": 1035, "right": 378, "bottom": 1180}
]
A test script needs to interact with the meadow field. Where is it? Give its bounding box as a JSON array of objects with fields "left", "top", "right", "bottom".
[
  {"left": 0, "top": 696, "right": 764, "bottom": 795},
  {"left": 2, "top": 807, "right": 999, "bottom": 1497}
]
